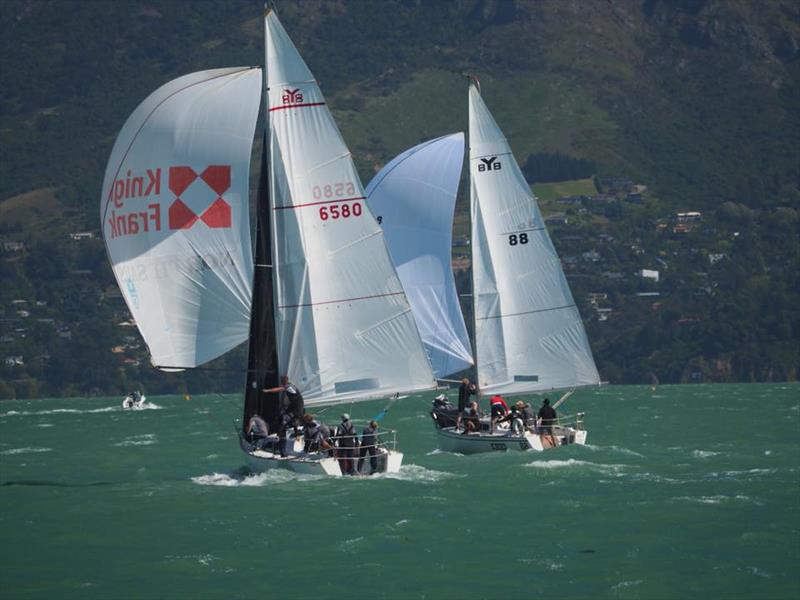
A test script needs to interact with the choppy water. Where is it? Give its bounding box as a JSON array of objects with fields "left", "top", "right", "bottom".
[{"left": 1, "top": 384, "right": 798, "bottom": 599}]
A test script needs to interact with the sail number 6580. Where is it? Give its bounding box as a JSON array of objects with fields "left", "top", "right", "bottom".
[
  {"left": 312, "top": 182, "right": 356, "bottom": 200},
  {"left": 319, "top": 202, "right": 362, "bottom": 221}
]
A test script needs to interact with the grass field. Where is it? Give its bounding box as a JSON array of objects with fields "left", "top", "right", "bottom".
[{"left": 532, "top": 177, "right": 597, "bottom": 202}]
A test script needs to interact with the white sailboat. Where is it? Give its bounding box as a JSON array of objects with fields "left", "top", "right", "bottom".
[
  {"left": 431, "top": 77, "right": 601, "bottom": 453},
  {"left": 101, "top": 9, "right": 436, "bottom": 476}
]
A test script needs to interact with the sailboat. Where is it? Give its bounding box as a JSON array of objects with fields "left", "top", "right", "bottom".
[
  {"left": 427, "top": 77, "right": 602, "bottom": 453},
  {"left": 100, "top": 9, "right": 436, "bottom": 476}
]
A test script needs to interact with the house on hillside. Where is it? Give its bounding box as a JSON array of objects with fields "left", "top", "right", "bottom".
[
  {"left": 2, "top": 241, "right": 25, "bottom": 252},
  {"left": 545, "top": 214, "right": 568, "bottom": 226},
  {"left": 596, "top": 176, "right": 634, "bottom": 195},
  {"left": 638, "top": 269, "right": 659, "bottom": 282},
  {"left": 69, "top": 232, "right": 97, "bottom": 240}
]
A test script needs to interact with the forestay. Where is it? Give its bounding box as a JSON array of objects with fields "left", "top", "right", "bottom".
[
  {"left": 366, "top": 133, "right": 473, "bottom": 379},
  {"left": 469, "top": 82, "right": 600, "bottom": 395},
  {"left": 265, "top": 12, "right": 436, "bottom": 405},
  {"left": 101, "top": 68, "right": 262, "bottom": 368}
]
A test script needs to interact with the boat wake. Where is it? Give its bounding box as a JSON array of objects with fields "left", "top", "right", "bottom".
[
  {"left": 191, "top": 469, "right": 323, "bottom": 487},
  {"left": 1, "top": 407, "right": 118, "bottom": 417}
]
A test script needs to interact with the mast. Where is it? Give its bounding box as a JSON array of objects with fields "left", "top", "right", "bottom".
[
  {"left": 467, "top": 75, "right": 481, "bottom": 391},
  {"left": 243, "top": 6, "right": 280, "bottom": 430}
]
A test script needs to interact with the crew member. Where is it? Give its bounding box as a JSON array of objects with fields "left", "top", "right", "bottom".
[
  {"left": 357, "top": 420, "right": 380, "bottom": 474},
  {"left": 336, "top": 413, "right": 358, "bottom": 475}
]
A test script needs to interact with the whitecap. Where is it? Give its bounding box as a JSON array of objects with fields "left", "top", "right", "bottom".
[
  {"left": 0, "top": 446, "right": 53, "bottom": 455},
  {"left": 114, "top": 433, "right": 157, "bottom": 447},
  {"left": 36, "top": 423, "right": 54, "bottom": 428},
  {"left": 692, "top": 450, "right": 721, "bottom": 459},
  {"left": 584, "top": 444, "right": 645, "bottom": 458},
  {"left": 339, "top": 537, "right": 365, "bottom": 553},
  {"left": 670, "top": 494, "right": 764, "bottom": 506},
  {"left": 190, "top": 470, "right": 322, "bottom": 487},
  {"left": 0, "top": 406, "right": 117, "bottom": 417},
  {"left": 384, "top": 464, "right": 461, "bottom": 483},
  {"left": 523, "top": 459, "right": 627, "bottom": 475},
  {"left": 611, "top": 580, "right": 643, "bottom": 593}
]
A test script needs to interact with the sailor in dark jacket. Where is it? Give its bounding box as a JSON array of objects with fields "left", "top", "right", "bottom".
[
  {"left": 246, "top": 414, "right": 270, "bottom": 450},
  {"left": 357, "top": 420, "right": 380, "bottom": 474},
  {"left": 457, "top": 378, "right": 478, "bottom": 412},
  {"left": 537, "top": 397, "right": 559, "bottom": 446},
  {"left": 302, "top": 413, "right": 327, "bottom": 453},
  {"left": 264, "top": 375, "right": 305, "bottom": 424},
  {"left": 336, "top": 413, "right": 358, "bottom": 475}
]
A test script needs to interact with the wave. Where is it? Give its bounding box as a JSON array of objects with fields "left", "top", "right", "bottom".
[
  {"left": 670, "top": 494, "right": 764, "bottom": 506},
  {"left": 0, "top": 446, "right": 53, "bottom": 455},
  {"left": 190, "top": 470, "right": 322, "bottom": 487},
  {"left": 692, "top": 449, "right": 722, "bottom": 459},
  {"left": 584, "top": 444, "right": 645, "bottom": 458},
  {"left": 384, "top": 464, "right": 461, "bottom": 483},
  {"left": 1, "top": 406, "right": 117, "bottom": 417},
  {"left": 114, "top": 434, "right": 156, "bottom": 447},
  {"left": 611, "top": 580, "right": 643, "bottom": 593},
  {"left": 524, "top": 459, "right": 628, "bottom": 475}
]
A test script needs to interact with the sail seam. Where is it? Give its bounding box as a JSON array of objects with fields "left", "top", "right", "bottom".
[
  {"left": 477, "top": 303, "right": 576, "bottom": 321},
  {"left": 471, "top": 151, "right": 512, "bottom": 161},
  {"left": 499, "top": 226, "right": 545, "bottom": 235},
  {"left": 274, "top": 196, "right": 366, "bottom": 210},
  {"left": 269, "top": 102, "right": 326, "bottom": 112},
  {"left": 278, "top": 291, "right": 404, "bottom": 309}
]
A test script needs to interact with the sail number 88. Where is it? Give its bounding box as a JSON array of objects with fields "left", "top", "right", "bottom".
[
  {"left": 508, "top": 233, "right": 529, "bottom": 246},
  {"left": 319, "top": 202, "right": 362, "bottom": 221}
]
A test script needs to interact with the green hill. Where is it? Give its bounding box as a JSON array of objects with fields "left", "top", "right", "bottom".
[{"left": 0, "top": 0, "right": 797, "bottom": 397}]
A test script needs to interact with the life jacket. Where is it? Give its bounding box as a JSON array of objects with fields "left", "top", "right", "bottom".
[
  {"left": 337, "top": 420, "right": 356, "bottom": 446},
  {"left": 304, "top": 420, "right": 321, "bottom": 440}
]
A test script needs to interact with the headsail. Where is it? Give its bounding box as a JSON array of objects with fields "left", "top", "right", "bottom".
[
  {"left": 366, "top": 133, "right": 473, "bottom": 379},
  {"left": 101, "top": 68, "right": 262, "bottom": 369},
  {"left": 265, "top": 12, "right": 436, "bottom": 406},
  {"left": 469, "top": 81, "right": 600, "bottom": 394}
]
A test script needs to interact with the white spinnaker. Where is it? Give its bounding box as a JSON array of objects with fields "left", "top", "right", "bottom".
[
  {"left": 469, "top": 83, "right": 600, "bottom": 395},
  {"left": 101, "top": 68, "right": 262, "bottom": 369},
  {"left": 265, "top": 12, "right": 436, "bottom": 406},
  {"left": 366, "top": 133, "right": 473, "bottom": 379}
]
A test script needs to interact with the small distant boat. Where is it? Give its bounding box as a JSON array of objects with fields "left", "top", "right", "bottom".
[{"left": 122, "top": 392, "right": 146, "bottom": 409}]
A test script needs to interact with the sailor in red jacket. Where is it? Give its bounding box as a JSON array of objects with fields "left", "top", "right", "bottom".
[{"left": 489, "top": 395, "right": 509, "bottom": 431}]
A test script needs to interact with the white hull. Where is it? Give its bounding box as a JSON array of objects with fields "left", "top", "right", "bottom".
[
  {"left": 435, "top": 425, "right": 587, "bottom": 455},
  {"left": 122, "top": 394, "right": 147, "bottom": 409},
  {"left": 240, "top": 436, "right": 403, "bottom": 477}
]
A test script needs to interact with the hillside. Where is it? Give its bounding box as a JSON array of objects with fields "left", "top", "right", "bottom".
[{"left": 0, "top": 0, "right": 798, "bottom": 398}]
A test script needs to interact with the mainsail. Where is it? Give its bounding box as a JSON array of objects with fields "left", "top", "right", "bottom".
[
  {"left": 265, "top": 12, "right": 436, "bottom": 406},
  {"left": 469, "top": 80, "right": 600, "bottom": 395},
  {"left": 366, "top": 133, "right": 473, "bottom": 379},
  {"left": 101, "top": 68, "right": 262, "bottom": 369}
]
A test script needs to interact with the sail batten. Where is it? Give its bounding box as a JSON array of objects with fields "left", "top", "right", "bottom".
[{"left": 469, "top": 82, "right": 600, "bottom": 395}]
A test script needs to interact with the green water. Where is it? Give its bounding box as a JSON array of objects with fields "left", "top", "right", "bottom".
[{"left": 1, "top": 384, "right": 798, "bottom": 599}]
